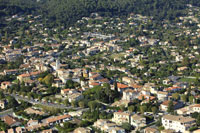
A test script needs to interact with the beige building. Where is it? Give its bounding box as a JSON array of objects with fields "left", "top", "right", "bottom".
[
  {"left": 162, "top": 115, "right": 196, "bottom": 132},
  {"left": 144, "top": 127, "right": 159, "bottom": 133},
  {"left": 177, "top": 104, "right": 200, "bottom": 115},
  {"left": 112, "top": 112, "right": 131, "bottom": 124},
  {"left": 122, "top": 89, "right": 139, "bottom": 101},
  {"left": 74, "top": 127, "right": 91, "bottom": 133},
  {"left": 93, "top": 119, "right": 125, "bottom": 133},
  {"left": 0, "top": 100, "right": 6, "bottom": 109},
  {"left": 130, "top": 114, "right": 146, "bottom": 128},
  {"left": 157, "top": 91, "right": 168, "bottom": 101}
]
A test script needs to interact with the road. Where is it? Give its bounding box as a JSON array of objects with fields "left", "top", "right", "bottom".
[
  {"left": 7, "top": 93, "right": 81, "bottom": 110},
  {"left": 0, "top": 108, "right": 13, "bottom": 117}
]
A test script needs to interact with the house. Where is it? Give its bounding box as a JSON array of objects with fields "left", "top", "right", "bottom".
[
  {"left": 161, "top": 129, "right": 175, "bottom": 133},
  {"left": 130, "top": 114, "right": 146, "bottom": 128},
  {"left": 27, "top": 120, "right": 39, "bottom": 127},
  {"left": 93, "top": 119, "right": 125, "bottom": 133},
  {"left": 111, "top": 100, "right": 130, "bottom": 108},
  {"left": 17, "top": 71, "right": 41, "bottom": 82},
  {"left": 1, "top": 81, "right": 12, "bottom": 89},
  {"left": 138, "top": 95, "right": 156, "bottom": 103},
  {"left": 68, "top": 93, "right": 83, "bottom": 103},
  {"left": 89, "top": 82, "right": 100, "bottom": 88},
  {"left": 112, "top": 112, "right": 131, "bottom": 124},
  {"left": 25, "top": 123, "right": 48, "bottom": 132},
  {"left": 122, "top": 89, "right": 139, "bottom": 101},
  {"left": 162, "top": 115, "right": 196, "bottom": 132},
  {"left": 4, "top": 69, "right": 18, "bottom": 75},
  {"left": 164, "top": 86, "right": 181, "bottom": 93},
  {"left": 41, "top": 129, "right": 53, "bottom": 133},
  {"left": 157, "top": 91, "right": 169, "bottom": 101},
  {"left": 45, "top": 114, "right": 72, "bottom": 126},
  {"left": 177, "top": 66, "right": 188, "bottom": 71},
  {"left": 114, "top": 83, "right": 129, "bottom": 92},
  {"left": 160, "top": 101, "right": 183, "bottom": 111},
  {"left": 144, "top": 127, "right": 159, "bottom": 133},
  {"left": 0, "top": 100, "right": 6, "bottom": 109},
  {"left": 177, "top": 104, "right": 200, "bottom": 115},
  {"left": 143, "top": 83, "right": 156, "bottom": 93},
  {"left": 74, "top": 127, "right": 91, "bottom": 133},
  {"left": 61, "top": 89, "right": 77, "bottom": 95},
  {"left": 163, "top": 79, "right": 172, "bottom": 85},
  {"left": 1, "top": 115, "right": 21, "bottom": 127},
  {"left": 7, "top": 128, "right": 15, "bottom": 133},
  {"left": 193, "top": 129, "right": 200, "bottom": 133},
  {"left": 25, "top": 107, "right": 45, "bottom": 116},
  {"left": 15, "top": 127, "right": 27, "bottom": 133},
  {"left": 122, "top": 77, "right": 134, "bottom": 84}
]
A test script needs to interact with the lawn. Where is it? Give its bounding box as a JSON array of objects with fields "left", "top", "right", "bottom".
[{"left": 179, "top": 77, "right": 196, "bottom": 83}]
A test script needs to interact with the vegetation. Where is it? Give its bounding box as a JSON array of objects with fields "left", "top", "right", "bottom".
[{"left": 1, "top": 0, "right": 200, "bottom": 28}]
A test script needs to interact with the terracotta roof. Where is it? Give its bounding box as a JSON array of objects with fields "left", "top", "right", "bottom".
[
  {"left": 1, "top": 115, "right": 18, "bottom": 126},
  {"left": 191, "top": 104, "right": 200, "bottom": 108},
  {"left": 46, "top": 114, "right": 71, "bottom": 124},
  {"left": 42, "top": 129, "right": 53, "bottom": 133},
  {"left": 157, "top": 91, "right": 168, "bottom": 95},
  {"left": 164, "top": 86, "right": 180, "bottom": 91},
  {"left": 117, "top": 83, "right": 129, "bottom": 89},
  {"left": 161, "top": 100, "right": 177, "bottom": 106},
  {"left": 61, "top": 89, "right": 71, "bottom": 92},
  {"left": 138, "top": 95, "right": 155, "bottom": 101},
  {"left": 98, "top": 78, "right": 109, "bottom": 83},
  {"left": 19, "top": 73, "right": 30, "bottom": 77},
  {"left": 4, "top": 69, "right": 17, "bottom": 72},
  {"left": 90, "top": 82, "right": 100, "bottom": 86},
  {"left": 1, "top": 81, "right": 11, "bottom": 85}
]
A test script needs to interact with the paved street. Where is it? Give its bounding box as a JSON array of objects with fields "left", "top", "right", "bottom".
[{"left": 6, "top": 93, "right": 81, "bottom": 110}]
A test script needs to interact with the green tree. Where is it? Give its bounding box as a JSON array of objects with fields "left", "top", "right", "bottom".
[
  {"left": 189, "top": 96, "right": 195, "bottom": 103},
  {"left": 42, "top": 74, "right": 54, "bottom": 86},
  {"left": 78, "top": 101, "right": 85, "bottom": 108},
  {"left": 63, "top": 99, "right": 69, "bottom": 106},
  {"left": 88, "top": 101, "right": 97, "bottom": 111},
  {"left": 181, "top": 94, "right": 187, "bottom": 102},
  {"left": 140, "top": 105, "right": 147, "bottom": 114},
  {"left": 197, "top": 114, "right": 200, "bottom": 125},
  {"left": 151, "top": 106, "right": 158, "bottom": 114},
  {"left": 128, "top": 105, "right": 135, "bottom": 112},
  {"left": 167, "top": 101, "right": 174, "bottom": 113},
  {"left": 172, "top": 93, "right": 180, "bottom": 100},
  {"left": 121, "top": 123, "right": 132, "bottom": 132}
]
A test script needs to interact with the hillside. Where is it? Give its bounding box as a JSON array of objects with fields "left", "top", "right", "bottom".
[{"left": 1, "top": 0, "right": 200, "bottom": 27}]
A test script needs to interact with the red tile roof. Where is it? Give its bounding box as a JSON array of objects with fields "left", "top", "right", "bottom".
[
  {"left": 46, "top": 114, "right": 71, "bottom": 124},
  {"left": 117, "top": 83, "right": 129, "bottom": 89}
]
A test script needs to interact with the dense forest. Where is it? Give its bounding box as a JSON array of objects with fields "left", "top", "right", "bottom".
[{"left": 1, "top": 0, "right": 200, "bottom": 27}]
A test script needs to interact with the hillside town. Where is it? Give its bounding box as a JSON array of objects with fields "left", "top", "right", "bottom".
[{"left": 0, "top": 3, "right": 200, "bottom": 133}]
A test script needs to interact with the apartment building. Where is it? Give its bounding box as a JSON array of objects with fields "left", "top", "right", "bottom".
[{"left": 162, "top": 115, "right": 196, "bottom": 132}]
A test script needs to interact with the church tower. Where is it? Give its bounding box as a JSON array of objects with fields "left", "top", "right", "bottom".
[{"left": 56, "top": 59, "right": 60, "bottom": 70}]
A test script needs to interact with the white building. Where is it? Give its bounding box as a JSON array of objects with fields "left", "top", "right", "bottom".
[
  {"left": 112, "top": 112, "right": 131, "bottom": 124},
  {"left": 130, "top": 114, "right": 146, "bottom": 128},
  {"left": 162, "top": 115, "right": 196, "bottom": 132},
  {"left": 122, "top": 89, "right": 139, "bottom": 101},
  {"left": 177, "top": 104, "right": 200, "bottom": 115},
  {"left": 93, "top": 119, "right": 125, "bottom": 133},
  {"left": 68, "top": 93, "right": 83, "bottom": 103}
]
